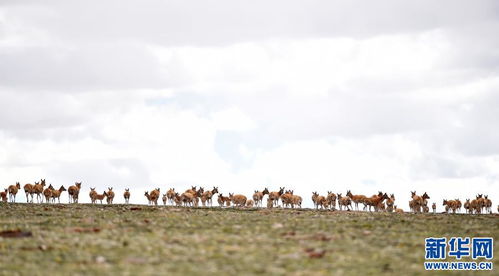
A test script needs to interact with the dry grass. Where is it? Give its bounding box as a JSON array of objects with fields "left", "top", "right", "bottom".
[{"left": 0, "top": 203, "right": 498, "bottom": 275}]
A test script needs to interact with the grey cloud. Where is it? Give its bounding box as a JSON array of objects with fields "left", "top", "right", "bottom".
[
  {"left": 0, "top": 44, "right": 167, "bottom": 90},
  {"left": 2, "top": 0, "right": 498, "bottom": 46}
]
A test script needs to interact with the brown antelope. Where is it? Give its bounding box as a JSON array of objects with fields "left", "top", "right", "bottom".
[
  {"left": 229, "top": 193, "right": 247, "bottom": 207},
  {"left": 337, "top": 193, "right": 352, "bottom": 211},
  {"left": 246, "top": 199, "right": 255, "bottom": 207},
  {"left": 364, "top": 192, "right": 386, "bottom": 212},
  {"left": 181, "top": 192, "right": 195, "bottom": 207},
  {"left": 476, "top": 194, "right": 486, "bottom": 213},
  {"left": 442, "top": 199, "right": 456, "bottom": 213},
  {"left": 173, "top": 192, "right": 183, "bottom": 206},
  {"left": 280, "top": 190, "right": 294, "bottom": 208},
  {"left": 484, "top": 195, "right": 492, "bottom": 214},
  {"left": 89, "top": 188, "right": 98, "bottom": 204},
  {"left": 68, "top": 182, "right": 82, "bottom": 203},
  {"left": 253, "top": 188, "right": 269, "bottom": 207},
  {"left": 33, "top": 179, "right": 46, "bottom": 203},
  {"left": 312, "top": 192, "right": 326, "bottom": 209},
  {"left": 1, "top": 189, "right": 7, "bottom": 203},
  {"left": 23, "top": 183, "right": 35, "bottom": 203},
  {"left": 410, "top": 191, "right": 430, "bottom": 213},
  {"left": 311, "top": 192, "right": 323, "bottom": 209},
  {"left": 386, "top": 194, "right": 395, "bottom": 212},
  {"left": 43, "top": 185, "right": 54, "bottom": 203},
  {"left": 8, "top": 182, "right": 21, "bottom": 202},
  {"left": 162, "top": 194, "right": 167, "bottom": 205},
  {"left": 470, "top": 197, "right": 481, "bottom": 214},
  {"left": 217, "top": 193, "right": 225, "bottom": 207},
  {"left": 269, "top": 187, "right": 285, "bottom": 207},
  {"left": 455, "top": 199, "right": 462, "bottom": 213},
  {"left": 106, "top": 187, "right": 115, "bottom": 204},
  {"left": 464, "top": 199, "right": 471, "bottom": 214},
  {"left": 394, "top": 205, "right": 404, "bottom": 213},
  {"left": 124, "top": 188, "right": 130, "bottom": 204},
  {"left": 217, "top": 193, "right": 231, "bottom": 207},
  {"left": 149, "top": 188, "right": 160, "bottom": 206},
  {"left": 324, "top": 191, "right": 337, "bottom": 210},
  {"left": 201, "top": 187, "right": 218, "bottom": 207},
  {"left": 432, "top": 202, "right": 436, "bottom": 214},
  {"left": 92, "top": 191, "right": 106, "bottom": 204},
  {"left": 50, "top": 185, "right": 66, "bottom": 203},
  {"left": 292, "top": 194, "right": 302, "bottom": 208},
  {"left": 166, "top": 188, "right": 175, "bottom": 205},
  {"left": 346, "top": 190, "right": 366, "bottom": 211},
  {"left": 192, "top": 188, "right": 204, "bottom": 207}
]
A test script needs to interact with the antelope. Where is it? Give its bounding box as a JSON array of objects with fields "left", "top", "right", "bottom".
[
  {"left": 253, "top": 188, "right": 269, "bottom": 207},
  {"left": 173, "top": 192, "right": 183, "bottom": 206},
  {"left": 454, "top": 199, "right": 462, "bottom": 213},
  {"left": 166, "top": 188, "right": 175, "bottom": 205},
  {"left": 89, "top": 188, "right": 98, "bottom": 204},
  {"left": 346, "top": 190, "right": 366, "bottom": 211},
  {"left": 484, "top": 195, "right": 492, "bottom": 214},
  {"left": 43, "top": 185, "right": 54, "bottom": 203},
  {"left": 149, "top": 188, "right": 160, "bottom": 206},
  {"left": 201, "top": 187, "right": 218, "bottom": 207},
  {"left": 476, "top": 194, "right": 485, "bottom": 213},
  {"left": 325, "top": 191, "right": 337, "bottom": 210},
  {"left": 106, "top": 187, "right": 115, "bottom": 204},
  {"left": 312, "top": 192, "right": 326, "bottom": 209},
  {"left": 464, "top": 199, "right": 471, "bottom": 214},
  {"left": 8, "top": 182, "right": 21, "bottom": 202},
  {"left": 394, "top": 205, "right": 404, "bottom": 213},
  {"left": 1, "top": 189, "right": 7, "bottom": 203},
  {"left": 181, "top": 192, "right": 195, "bottom": 207},
  {"left": 93, "top": 191, "right": 106, "bottom": 204},
  {"left": 229, "top": 193, "right": 247, "bottom": 207},
  {"left": 364, "top": 192, "right": 387, "bottom": 212},
  {"left": 269, "top": 187, "right": 285, "bottom": 207},
  {"left": 311, "top": 192, "right": 324, "bottom": 209},
  {"left": 432, "top": 202, "right": 436, "bottom": 214},
  {"left": 292, "top": 194, "right": 302, "bottom": 208},
  {"left": 386, "top": 194, "right": 395, "bottom": 212},
  {"left": 23, "top": 183, "right": 35, "bottom": 203},
  {"left": 443, "top": 200, "right": 454, "bottom": 213},
  {"left": 192, "top": 188, "right": 204, "bottom": 207},
  {"left": 184, "top": 186, "right": 197, "bottom": 196},
  {"left": 410, "top": 191, "right": 430, "bottom": 213},
  {"left": 246, "top": 199, "right": 255, "bottom": 207},
  {"left": 162, "top": 194, "right": 167, "bottom": 205},
  {"left": 217, "top": 193, "right": 225, "bottom": 207},
  {"left": 337, "top": 193, "right": 352, "bottom": 211},
  {"left": 218, "top": 193, "right": 231, "bottom": 207},
  {"left": 280, "top": 190, "right": 294, "bottom": 208},
  {"left": 50, "top": 185, "right": 66, "bottom": 203},
  {"left": 68, "top": 182, "right": 82, "bottom": 203},
  {"left": 123, "top": 188, "right": 130, "bottom": 204},
  {"left": 470, "top": 197, "right": 481, "bottom": 214},
  {"left": 33, "top": 179, "right": 46, "bottom": 203}
]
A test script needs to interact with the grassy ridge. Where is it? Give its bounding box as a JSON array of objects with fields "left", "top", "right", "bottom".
[{"left": 0, "top": 203, "right": 498, "bottom": 275}]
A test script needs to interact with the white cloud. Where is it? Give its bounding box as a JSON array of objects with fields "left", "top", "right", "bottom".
[{"left": 0, "top": 0, "right": 498, "bottom": 209}]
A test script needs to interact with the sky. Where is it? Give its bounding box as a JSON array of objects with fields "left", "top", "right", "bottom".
[{"left": 1, "top": 0, "right": 498, "bottom": 209}]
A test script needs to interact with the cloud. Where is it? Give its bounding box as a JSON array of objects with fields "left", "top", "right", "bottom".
[{"left": 0, "top": 1, "right": 498, "bottom": 208}]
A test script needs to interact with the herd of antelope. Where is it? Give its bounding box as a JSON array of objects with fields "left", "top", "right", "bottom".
[{"left": 0, "top": 180, "right": 497, "bottom": 214}]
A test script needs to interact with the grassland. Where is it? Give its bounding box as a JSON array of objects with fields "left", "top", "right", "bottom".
[{"left": 0, "top": 203, "right": 497, "bottom": 275}]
